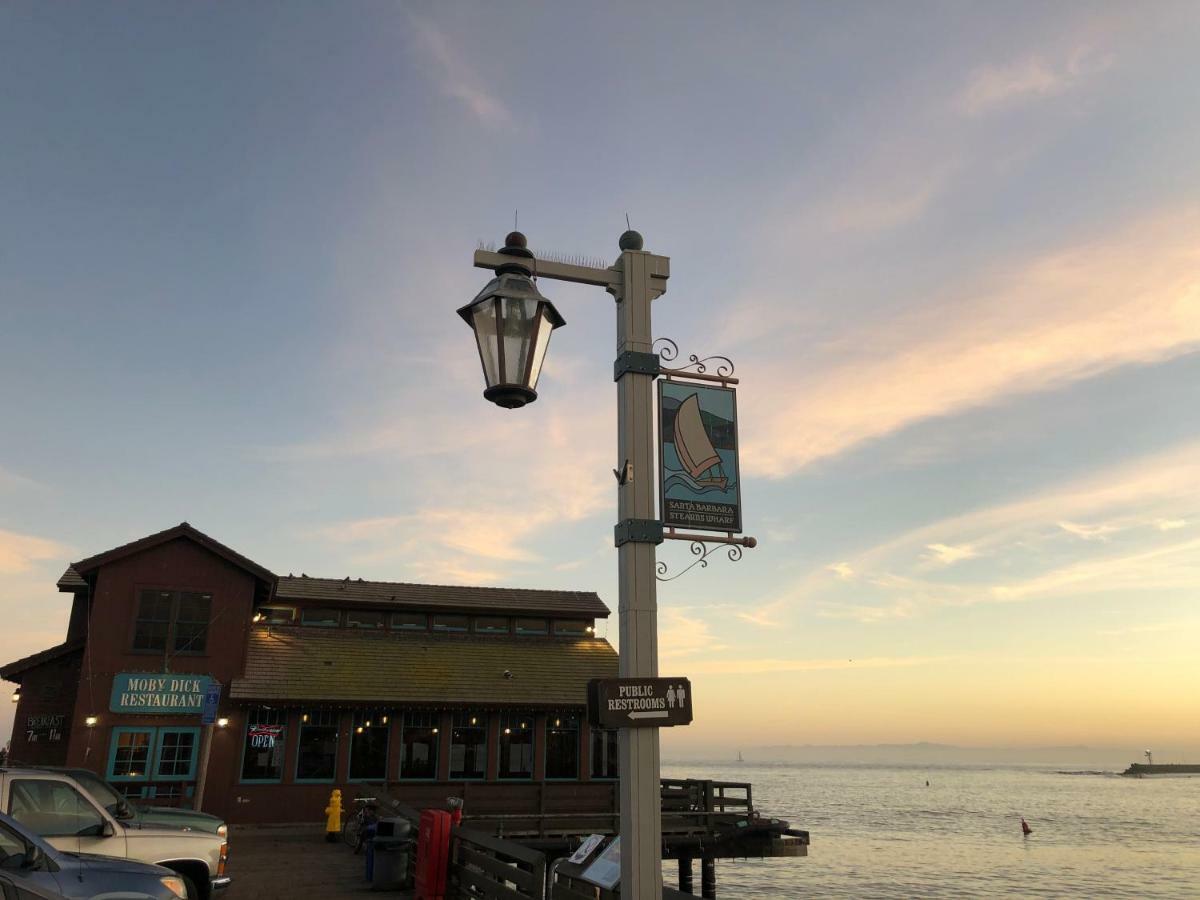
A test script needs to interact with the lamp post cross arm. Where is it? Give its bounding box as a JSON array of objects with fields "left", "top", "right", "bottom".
[{"left": 474, "top": 249, "right": 620, "bottom": 288}]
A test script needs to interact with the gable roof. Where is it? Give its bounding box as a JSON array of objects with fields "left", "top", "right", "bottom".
[
  {"left": 70, "top": 522, "right": 276, "bottom": 586},
  {"left": 274, "top": 575, "right": 609, "bottom": 618},
  {"left": 56, "top": 566, "right": 88, "bottom": 592},
  {"left": 231, "top": 628, "right": 617, "bottom": 706},
  {"left": 0, "top": 640, "right": 85, "bottom": 682}
]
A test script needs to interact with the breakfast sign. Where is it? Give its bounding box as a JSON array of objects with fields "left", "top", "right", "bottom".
[{"left": 110, "top": 672, "right": 213, "bottom": 714}]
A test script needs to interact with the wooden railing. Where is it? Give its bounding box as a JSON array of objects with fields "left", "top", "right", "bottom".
[{"left": 450, "top": 825, "right": 547, "bottom": 899}]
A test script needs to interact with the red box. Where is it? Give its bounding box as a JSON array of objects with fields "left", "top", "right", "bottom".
[{"left": 415, "top": 808, "right": 451, "bottom": 899}]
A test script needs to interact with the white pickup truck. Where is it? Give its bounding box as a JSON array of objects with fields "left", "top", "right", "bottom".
[{"left": 0, "top": 768, "right": 229, "bottom": 900}]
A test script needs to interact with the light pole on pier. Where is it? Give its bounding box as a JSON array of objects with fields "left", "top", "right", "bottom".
[{"left": 460, "top": 229, "right": 669, "bottom": 898}]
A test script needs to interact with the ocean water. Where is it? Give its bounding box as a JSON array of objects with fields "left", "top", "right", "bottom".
[{"left": 661, "top": 763, "right": 1200, "bottom": 898}]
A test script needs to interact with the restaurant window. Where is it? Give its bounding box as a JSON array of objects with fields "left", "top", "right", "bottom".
[
  {"left": 301, "top": 608, "right": 341, "bottom": 627},
  {"left": 154, "top": 727, "right": 200, "bottom": 780},
  {"left": 473, "top": 616, "right": 509, "bottom": 634},
  {"left": 553, "top": 620, "right": 591, "bottom": 637},
  {"left": 108, "top": 727, "right": 154, "bottom": 781},
  {"left": 399, "top": 711, "right": 440, "bottom": 780},
  {"left": 591, "top": 728, "right": 619, "bottom": 779},
  {"left": 514, "top": 618, "right": 548, "bottom": 635},
  {"left": 132, "top": 589, "right": 211, "bottom": 654},
  {"left": 391, "top": 612, "right": 427, "bottom": 631},
  {"left": 450, "top": 712, "right": 487, "bottom": 780},
  {"left": 296, "top": 710, "right": 338, "bottom": 781},
  {"left": 498, "top": 712, "right": 534, "bottom": 780},
  {"left": 431, "top": 614, "right": 468, "bottom": 632},
  {"left": 241, "top": 707, "right": 286, "bottom": 782},
  {"left": 349, "top": 710, "right": 389, "bottom": 780},
  {"left": 260, "top": 606, "right": 295, "bottom": 625},
  {"left": 346, "top": 610, "right": 385, "bottom": 630},
  {"left": 545, "top": 713, "right": 579, "bottom": 779}
]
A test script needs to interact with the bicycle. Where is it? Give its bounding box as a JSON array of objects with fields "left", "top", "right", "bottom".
[{"left": 342, "top": 796, "right": 379, "bottom": 853}]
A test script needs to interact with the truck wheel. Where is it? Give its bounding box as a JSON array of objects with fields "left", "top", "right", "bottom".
[{"left": 180, "top": 873, "right": 200, "bottom": 900}]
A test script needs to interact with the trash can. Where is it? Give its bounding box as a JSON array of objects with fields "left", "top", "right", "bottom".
[{"left": 371, "top": 818, "right": 414, "bottom": 892}]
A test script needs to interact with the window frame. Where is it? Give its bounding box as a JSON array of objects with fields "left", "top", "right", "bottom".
[
  {"left": 129, "top": 588, "right": 213, "bottom": 657},
  {"left": 430, "top": 614, "right": 468, "bottom": 633},
  {"left": 106, "top": 727, "right": 157, "bottom": 783},
  {"left": 152, "top": 726, "right": 201, "bottom": 782},
  {"left": 496, "top": 712, "right": 535, "bottom": 781},
  {"left": 397, "top": 711, "right": 440, "bottom": 782},
  {"left": 448, "top": 712, "right": 488, "bottom": 782},
  {"left": 391, "top": 612, "right": 428, "bottom": 631},
  {"left": 294, "top": 710, "right": 339, "bottom": 784},
  {"left": 544, "top": 713, "right": 580, "bottom": 781},
  {"left": 514, "top": 618, "right": 548, "bottom": 636},
  {"left": 300, "top": 608, "right": 342, "bottom": 628},
  {"left": 347, "top": 710, "right": 390, "bottom": 783},
  {"left": 345, "top": 609, "right": 386, "bottom": 630},
  {"left": 239, "top": 708, "right": 287, "bottom": 784},
  {"left": 553, "top": 620, "right": 592, "bottom": 637},
  {"left": 590, "top": 727, "right": 619, "bottom": 781},
  {"left": 472, "top": 616, "right": 510, "bottom": 635}
]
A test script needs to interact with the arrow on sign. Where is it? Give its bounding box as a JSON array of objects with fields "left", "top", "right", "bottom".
[{"left": 629, "top": 711, "right": 669, "bottom": 719}]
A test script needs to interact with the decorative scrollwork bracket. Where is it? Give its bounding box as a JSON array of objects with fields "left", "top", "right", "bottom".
[
  {"left": 655, "top": 531, "right": 758, "bottom": 582},
  {"left": 653, "top": 338, "right": 737, "bottom": 385}
]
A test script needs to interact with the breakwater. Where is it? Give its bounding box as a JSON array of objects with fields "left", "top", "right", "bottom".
[{"left": 1122, "top": 763, "right": 1200, "bottom": 776}]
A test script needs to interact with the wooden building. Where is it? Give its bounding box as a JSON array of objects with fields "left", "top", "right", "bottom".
[{"left": 1, "top": 523, "right": 620, "bottom": 824}]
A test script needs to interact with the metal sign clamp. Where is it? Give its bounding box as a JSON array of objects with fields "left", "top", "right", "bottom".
[{"left": 614, "top": 518, "right": 664, "bottom": 547}]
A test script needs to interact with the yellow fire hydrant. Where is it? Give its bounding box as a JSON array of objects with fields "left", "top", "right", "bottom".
[{"left": 324, "top": 789, "right": 343, "bottom": 843}]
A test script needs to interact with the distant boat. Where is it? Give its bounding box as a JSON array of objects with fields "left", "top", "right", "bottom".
[
  {"left": 737, "top": 750, "right": 744, "bottom": 764},
  {"left": 673, "top": 394, "right": 728, "bottom": 489}
]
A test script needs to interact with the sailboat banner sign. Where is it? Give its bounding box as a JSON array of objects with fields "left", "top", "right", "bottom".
[{"left": 658, "top": 380, "right": 742, "bottom": 533}]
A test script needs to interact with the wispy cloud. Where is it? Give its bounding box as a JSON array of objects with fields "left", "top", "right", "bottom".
[
  {"left": 0, "top": 529, "right": 68, "bottom": 575},
  {"left": 742, "top": 209, "right": 1200, "bottom": 478},
  {"left": 685, "top": 655, "right": 956, "bottom": 676},
  {"left": 408, "top": 16, "right": 514, "bottom": 129},
  {"left": 957, "top": 46, "right": 1113, "bottom": 115},
  {"left": 827, "top": 561, "right": 855, "bottom": 580},
  {"left": 922, "top": 543, "right": 977, "bottom": 566},
  {"left": 748, "top": 439, "right": 1200, "bottom": 625}
]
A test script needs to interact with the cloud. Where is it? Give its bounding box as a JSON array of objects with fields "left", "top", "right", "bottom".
[
  {"left": 922, "top": 543, "right": 977, "bottom": 566},
  {"left": 741, "top": 209, "right": 1200, "bottom": 478},
  {"left": 957, "top": 46, "right": 1113, "bottom": 115},
  {"left": 1057, "top": 520, "right": 1120, "bottom": 541},
  {"left": 658, "top": 609, "right": 728, "bottom": 660},
  {"left": 408, "top": 17, "right": 514, "bottom": 129},
  {"left": 750, "top": 439, "right": 1200, "bottom": 625},
  {"left": 1156, "top": 518, "right": 1187, "bottom": 532},
  {"left": 684, "top": 655, "right": 955, "bottom": 676},
  {"left": 827, "top": 561, "right": 855, "bottom": 580},
  {"left": 0, "top": 529, "right": 67, "bottom": 575}
]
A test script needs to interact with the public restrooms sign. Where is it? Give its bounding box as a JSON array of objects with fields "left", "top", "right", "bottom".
[
  {"left": 658, "top": 381, "right": 742, "bottom": 532},
  {"left": 110, "top": 672, "right": 213, "bottom": 714}
]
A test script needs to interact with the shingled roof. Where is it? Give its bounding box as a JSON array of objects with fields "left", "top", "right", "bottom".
[
  {"left": 230, "top": 628, "right": 617, "bottom": 706},
  {"left": 274, "top": 576, "right": 610, "bottom": 618},
  {"left": 71, "top": 522, "right": 276, "bottom": 585},
  {"left": 0, "top": 640, "right": 85, "bottom": 682}
]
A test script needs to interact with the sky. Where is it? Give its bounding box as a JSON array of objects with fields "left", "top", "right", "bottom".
[{"left": 1, "top": 1, "right": 1198, "bottom": 761}]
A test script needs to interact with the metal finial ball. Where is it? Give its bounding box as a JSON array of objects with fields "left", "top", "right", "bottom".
[
  {"left": 619, "top": 230, "right": 644, "bottom": 251},
  {"left": 504, "top": 231, "right": 528, "bottom": 250}
]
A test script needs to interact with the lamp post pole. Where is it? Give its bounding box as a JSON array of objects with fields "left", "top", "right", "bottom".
[{"left": 471, "top": 231, "right": 669, "bottom": 899}]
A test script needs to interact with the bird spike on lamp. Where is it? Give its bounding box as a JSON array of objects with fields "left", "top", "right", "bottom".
[{"left": 459, "top": 232, "right": 565, "bottom": 409}]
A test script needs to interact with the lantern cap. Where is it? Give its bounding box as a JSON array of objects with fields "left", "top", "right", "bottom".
[
  {"left": 619, "top": 230, "right": 644, "bottom": 251},
  {"left": 456, "top": 272, "right": 565, "bottom": 329}
]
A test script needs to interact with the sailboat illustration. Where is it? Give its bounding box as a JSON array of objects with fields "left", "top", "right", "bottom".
[{"left": 672, "top": 394, "right": 728, "bottom": 490}]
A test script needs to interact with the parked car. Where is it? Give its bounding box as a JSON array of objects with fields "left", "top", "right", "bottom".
[
  {"left": 32, "top": 770, "right": 225, "bottom": 838},
  {"left": 0, "top": 769, "right": 228, "bottom": 900},
  {"left": 0, "top": 810, "right": 188, "bottom": 899}
]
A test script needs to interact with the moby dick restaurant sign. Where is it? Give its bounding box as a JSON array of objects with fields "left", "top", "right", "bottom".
[{"left": 109, "top": 672, "right": 213, "bottom": 714}]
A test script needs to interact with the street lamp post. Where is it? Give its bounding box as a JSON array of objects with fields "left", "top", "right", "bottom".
[{"left": 465, "top": 229, "right": 670, "bottom": 898}]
